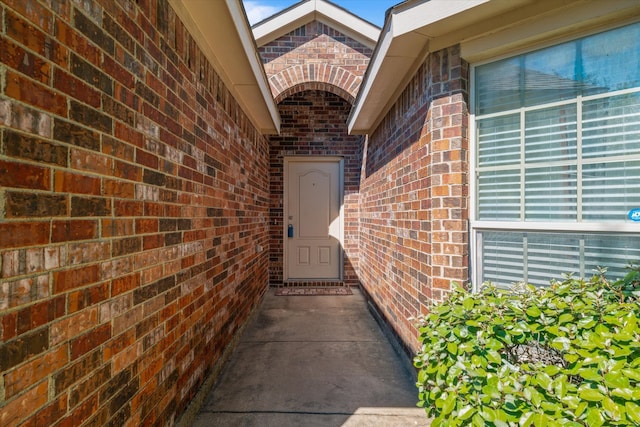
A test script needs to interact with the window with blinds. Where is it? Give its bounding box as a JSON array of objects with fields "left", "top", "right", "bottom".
[{"left": 472, "top": 22, "right": 640, "bottom": 288}]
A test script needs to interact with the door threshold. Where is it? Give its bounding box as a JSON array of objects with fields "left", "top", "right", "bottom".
[
  {"left": 277, "top": 280, "right": 345, "bottom": 287},
  {"left": 274, "top": 287, "right": 353, "bottom": 296}
]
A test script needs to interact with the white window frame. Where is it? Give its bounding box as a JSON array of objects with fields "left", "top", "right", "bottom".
[{"left": 469, "top": 23, "right": 640, "bottom": 290}]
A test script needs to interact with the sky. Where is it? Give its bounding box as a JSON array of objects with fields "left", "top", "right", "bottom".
[{"left": 242, "top": 0, "right": 399, "bottom": 27}]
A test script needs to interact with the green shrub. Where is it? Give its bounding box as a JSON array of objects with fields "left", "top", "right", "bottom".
[{"left": 414, "top": 265, "right": 640, "bottom": 426}]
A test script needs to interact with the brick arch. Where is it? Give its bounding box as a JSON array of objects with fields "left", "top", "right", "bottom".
[
  {"left": 275, "top": 81, "right": 355, "bottom": 105},
  {"left": 269, "top": 64, "right": 360, "bottom": 105}
]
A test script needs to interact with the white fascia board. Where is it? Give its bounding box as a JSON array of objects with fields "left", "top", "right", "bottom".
[
  {"left": 252, "top": 1, "right": 316, "bottom": 45},
  {"left": 391, "top": 0, "right": 490, "bottom": 38},
  {"left": 253, "top": 0, "right": 379, "bottom": 49},
  {"left": 349, "top": 56, "right": 421, "bottom": 132},
  {"left": 348, "top": 24, "right": 429, "bottom": 133},
  {"left": 348, "top": 0, "right": 527, "bottom": 134},
  {"left": 315, "top": 0, "right": 380, "bottom": 43},
  {"left": 347, "top": 24, "right": 393, "bottom": 134},
  {"left": 169, "top": 0, "right": 280, "bottom": 134},
  {"left": 226, "top": 0, "right": 281, "bottom": 133}
]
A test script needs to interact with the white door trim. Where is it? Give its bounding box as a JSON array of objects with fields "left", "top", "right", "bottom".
[{"left": 283, "top": 157, "right": 344, "bottom": 281}]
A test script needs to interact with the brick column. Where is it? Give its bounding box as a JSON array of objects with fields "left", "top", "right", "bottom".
[{"left": 359, "top": 45, "right": 470, "bottom": 352}]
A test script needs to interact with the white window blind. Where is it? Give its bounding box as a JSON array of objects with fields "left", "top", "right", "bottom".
[
  {"left": 480, "top": 232, "right": 640, "bottom": 287},
  {"left": 473, "top": 22, "right": 640, "bottom": 288}
]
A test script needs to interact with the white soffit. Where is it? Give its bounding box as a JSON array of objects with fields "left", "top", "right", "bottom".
[
  {"left": 462, "top": 0, "right": 640, "bottom": 63},
  {"left": 349, "top": 0, "right": 507, "bottom": 134},
  {"left": 169, "top": 0, "right": 280, "bottom": 134},
  {"left": 349, "top": 0, "right": 640, "bottom": 134},
  {"left": 252, "top": 0, "right": 380, "bottom": 49}
]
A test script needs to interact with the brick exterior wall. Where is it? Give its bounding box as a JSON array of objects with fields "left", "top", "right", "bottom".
[
  {"left": 258, "top": 21, "right": 373, "bottom": 103},
  {"left": 268, "top": 89, "right": 363, "bottom": 286},
  {"left": 359, "top": 46, "right": 470, "bottom": 353},
  {"left": 0, "top": 1, "right": 269, "bottom": 426},
  {"left": 1, "top": 2, "right": 472, "bottom": 423},
  {"left": 257, "top": 22, "right": 371, "bottom": 287}
]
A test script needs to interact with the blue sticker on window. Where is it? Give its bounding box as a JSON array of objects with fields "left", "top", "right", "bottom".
[{"left": 629, "top": 208, "right": 640, "bottom": 222}]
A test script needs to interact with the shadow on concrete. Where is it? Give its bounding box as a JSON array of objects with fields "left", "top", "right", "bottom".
[{"left": 187, "top": 288, "right": 430, "bottom": 426}]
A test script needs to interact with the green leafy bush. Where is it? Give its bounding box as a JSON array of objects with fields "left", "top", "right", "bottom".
[{"left": 414, "top": 266, "right": 640, "bottom": 426}]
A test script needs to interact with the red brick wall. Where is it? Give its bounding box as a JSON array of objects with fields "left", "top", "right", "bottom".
[
  {"left": 268, "top": 89, "right": 363, "bottom": 285},
  {"left": 0, "top": 1, "right": 269, "bottom": 426},
  {"left": 257, "top": 22, "right": 371, "bottom": 286},
  {"left": 258, "top": 21, "right": 373, "bottom": 103},
  {"left": 359, "top": 46, "right": 470, "bottom": 352}
]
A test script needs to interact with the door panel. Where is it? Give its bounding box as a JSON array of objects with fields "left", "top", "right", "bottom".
[
  {"left": 299, "top": 170, "right": 331, "bottom": 238},
  {"left": 298, "top": 246, "right": 310, "bottom": 265},
  {"left": 286, "top": 160, "right": 342, "bottom": 280}
]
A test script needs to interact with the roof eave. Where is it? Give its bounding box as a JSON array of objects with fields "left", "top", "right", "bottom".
[
  {"left": 169, "top": 0, "right": 281, "bottom": 134},
  {"left": 348, "top": 0, "right": 492, "bottom": 134},
  {"left": 349, "top": 0, "right": 640, "bottom": 135},
  {"left": 252, "top": 0, "right": 380, "bottom": 49}
]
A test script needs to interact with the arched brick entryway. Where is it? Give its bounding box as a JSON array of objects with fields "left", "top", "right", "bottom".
[
  {"left": 271, "top": 67, "right": 358, "bottom": 104},
  {"left": 256, "top": 21, "right": 373, "bottom": 286},
  {"left": 258, "top": 21, "right": 372, "bottom": 104}
]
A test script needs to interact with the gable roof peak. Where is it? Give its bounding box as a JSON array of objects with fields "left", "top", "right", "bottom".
[{"left": 252, "top": 0, "right": 380, "bottom": 49}]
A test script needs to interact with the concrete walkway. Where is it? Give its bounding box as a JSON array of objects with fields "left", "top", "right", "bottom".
[{"left": 189, "top": 287, "right": 430, "bottom": 426}]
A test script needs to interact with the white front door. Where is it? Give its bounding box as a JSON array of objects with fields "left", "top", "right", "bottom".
[{"left": 285, "top": 158, "right": 343, "bottom": 280}]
